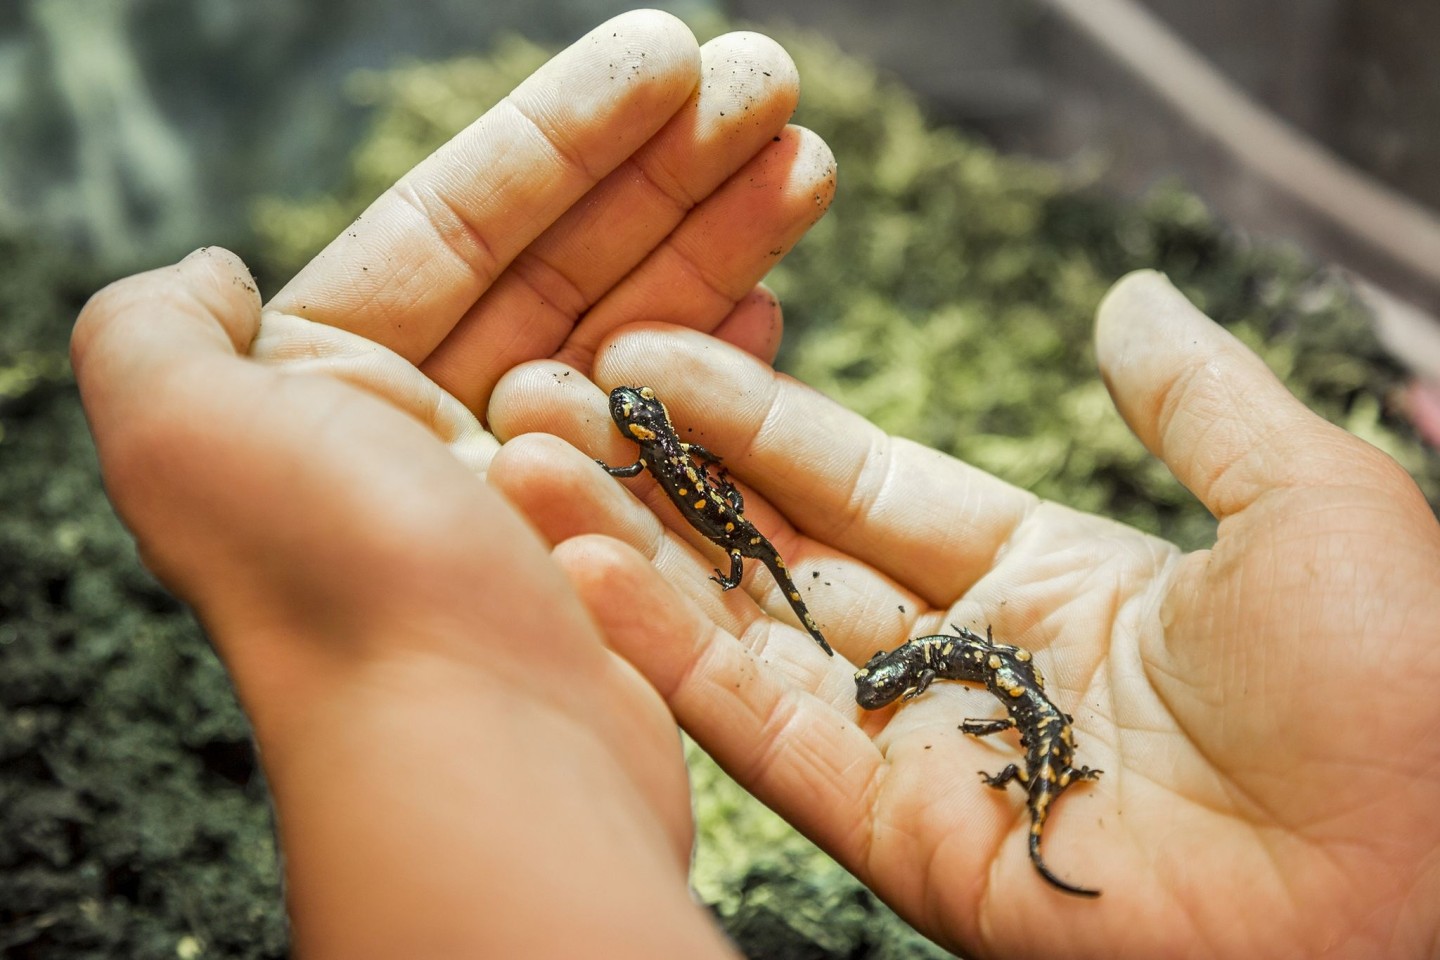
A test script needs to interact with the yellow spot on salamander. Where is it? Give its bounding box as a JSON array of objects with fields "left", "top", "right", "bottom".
[
  {"left": 988, "top": 654, "right": 1002, "bottom": 670},
  {"left": 941, "top": 642, "right": 954, "bottom": 657},
  {"left": 639, "top": 386, "right": 656, "bottom": 400},
  {"left": 1015, "top": 648, "right": 1032, "bottom": 662},
  {"left": 694, "top": 499, "right": 706, "bottom": 510},
  {"left": 628, "top": 423, "right": 657, "bottom": 441},
  {"left": 1008, "top": 686, "right": 1024, "bottom": 698},
  {"left": 789, "top": 591, "right": 801, "bottom": 601},
  {"left": 724, "top": 522, "right": 735, "bottom": 532}
]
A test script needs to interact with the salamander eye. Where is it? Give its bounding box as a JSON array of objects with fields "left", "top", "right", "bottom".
[{"left": 639, "top": 386, "right": 656, "bottom": 400}]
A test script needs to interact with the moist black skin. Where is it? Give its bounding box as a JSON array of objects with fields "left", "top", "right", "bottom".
[
  {"left": 597, "top": 385, "right": 834, "bottom": 656},
  {"left": 855, "top": 625, "right": 1102, "bottom": 897}
]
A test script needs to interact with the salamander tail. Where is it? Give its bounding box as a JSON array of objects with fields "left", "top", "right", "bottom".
[
  {"left": 761, "top": 556, "right": 834, "bottom": 656},
  {"left": 1030, "top": 830, "right": 1100, "bottom": 898}
]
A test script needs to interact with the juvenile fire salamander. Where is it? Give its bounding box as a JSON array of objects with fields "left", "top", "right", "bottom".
[
  {"left": 854, "top": 625, "right": 1101, "bottom": 897},
  {"left": 597, "top": 385, "right": 834, "bottom": 656}
]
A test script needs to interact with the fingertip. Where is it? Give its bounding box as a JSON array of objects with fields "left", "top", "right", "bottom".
[
  {"left": 1093, "top": 269, "right": 1188, "bottom": 387},
  {"left": 175, "top": 246, "right": 263, "bottom": 352},
  {"left": 487, "top": 359, "right": 609, "bottom": 446},
  {"left": 72, "top": 246, "right": 262, "bottom": 385},
  {"left": 713, "top": 283, "right": 784, "bottom": 362},
  {"left": 553, "top": 532, "right": 650, "bottom": 611},
  {"left": 785, "top": 124, "right": 839, "bottom": 215},
  {"left": 534, "top": 9, "right": 702, "bottom": 134},
  {"left": 696, "top": 30, "right": 800, "bottom": 132},
  {"left": 1091, "top": 269, "right": 1369, "bottom": 516},
  {"left": 553, "top": 532, "right": 704, "bottom": 698},
  {"left": 600, "top": 7, "right": 698, "bottom": 56}
]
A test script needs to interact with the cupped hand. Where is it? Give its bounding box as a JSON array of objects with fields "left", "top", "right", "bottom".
[
  {"left": 68, "top": 11, "right": 840, "bottom": 957},
  {"left": 255, "top": 10, "right": 834, "bottom": 474},
  {"left": 488, "top": 270, "right": 1440, "bottom": 959}
]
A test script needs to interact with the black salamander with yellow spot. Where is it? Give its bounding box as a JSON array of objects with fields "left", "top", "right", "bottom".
[
  {"left": 854, "top": 624, "right": 1101, "bottom": 897},
  {"left": 597, "top": 385, "right": 834, "bottom": 656}
]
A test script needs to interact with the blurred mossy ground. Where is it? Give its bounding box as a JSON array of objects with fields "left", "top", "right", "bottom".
[{"left": 5, "top": 20, "right": 1438, "bottom": 960}]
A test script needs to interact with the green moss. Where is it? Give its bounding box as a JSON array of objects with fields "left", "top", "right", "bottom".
[{"left": 0, "top": 236, "right": 286, "bottom": 959}]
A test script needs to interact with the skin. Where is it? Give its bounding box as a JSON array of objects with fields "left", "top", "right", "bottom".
[
  {"left": 489, "top": 280, "right": 1440, "bottom": 959},
  {"left": 72, "top": 13, "right": 831, "bottom": 959},
  {"left": 70, "top": 12, "right": 1440, "bottom": 960}
]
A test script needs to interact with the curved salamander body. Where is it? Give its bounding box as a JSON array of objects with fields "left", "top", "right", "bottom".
[
  {"left": 597, "top": 385, "right": 833, "bottom": 656},
  {"left": 854, "top": 625, "right": 1102, "bottom": 897}
]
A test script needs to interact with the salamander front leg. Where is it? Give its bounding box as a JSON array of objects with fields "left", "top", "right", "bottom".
[
  {"left": 598, "top": 458, "right": 646, "bottom": 478},
  {"left": 901, "top": 668, "right": 937, "bottom": 701},
  {"left": 978, "top": 763, "right": 1024, "bottom": 790},
  {"left": 710, "top": 549, "right": 744, "bottom": 590},
  {"left": 683, "top": 442, "right": 723, "bottom": 465}
]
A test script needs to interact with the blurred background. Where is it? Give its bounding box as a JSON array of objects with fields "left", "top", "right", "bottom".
[
  {"left": 3, "top": 2, "right": 1438, "bottom": 958},
  {"left": 6, "top": 0, "right": 1440, "bottom": 359}
]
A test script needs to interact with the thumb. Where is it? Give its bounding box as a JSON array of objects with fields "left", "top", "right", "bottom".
[
  {"left": 72, "top": 246, "right": 262, "bottom": 500},
  {"left": 1094, "top": 270, "right": 1399, "bottom": 520}
]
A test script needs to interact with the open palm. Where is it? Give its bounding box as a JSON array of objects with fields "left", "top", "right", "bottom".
[{"left": 488, "top": 271, "right": 1440, "bottom": 960}]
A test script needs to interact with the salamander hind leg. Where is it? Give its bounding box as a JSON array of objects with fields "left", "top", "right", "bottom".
[
  {"left": 717, "top": 471, "right": 744, "bottom": 512},
  {"left": 710, "top": 549, "right": 744, "bottom": 590},
  {"left": 599, "top": 459, "right": 646, "bottom": 477},
  {"left": 961, "top": 717, "right": 1016, "bottom": 738}
]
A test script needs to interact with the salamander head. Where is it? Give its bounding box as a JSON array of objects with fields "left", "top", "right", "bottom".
[
  {"left": 854, "top": 647, "right": 916, "bottom": 710},
  {"left": 608, "top": 385, "right": 671, "bottom": 442}
]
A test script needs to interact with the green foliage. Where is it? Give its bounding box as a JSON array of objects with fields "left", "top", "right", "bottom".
[
  {"left": 6, "top": 18, "right": 1438, "bottom": 960},
  {"left": 0, "top": 236, "right": 286, "bottom": 958},
  {"left": 251, "top": 37, "right": 554, "bottom": 276},
  {"left": 688, "top": 742, "right": 953, "bottom": 959},
  {"left": 771, "top": 33, "right": 1435, "bottom": 549}
]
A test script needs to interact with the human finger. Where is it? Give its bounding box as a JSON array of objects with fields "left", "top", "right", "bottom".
[
  {"left": 70, "top": 247, "right": 263, "bottom": 542},
  {"left": 488, "top": 426, "right": 883, "bottom": 657},
  {"left": 248, "top": 313, "right": 497, "bottom": 474},
  {"left": 265, "top": 10, "right": 700, "bottom": 363},
  {"left": 487, "top": 365, "right": 936, "bottom": 660},
  {"left": 1094, "top": 270, "right": 1410, "bottom": 518},
  {"left": 551, "top": 533, "right": 884, "bottom": 862},
  {"left": 421, "top": 31, "right": 800, "bottom": 410},
  {"left": 584, "top": 324, "right": 1038, "bottom": 609},
  {"left": 552, "top": 125, "right": 835, "bottom": 373},
  {"left": 711, "top": 283, "right": 785, "bottom": 363}
]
